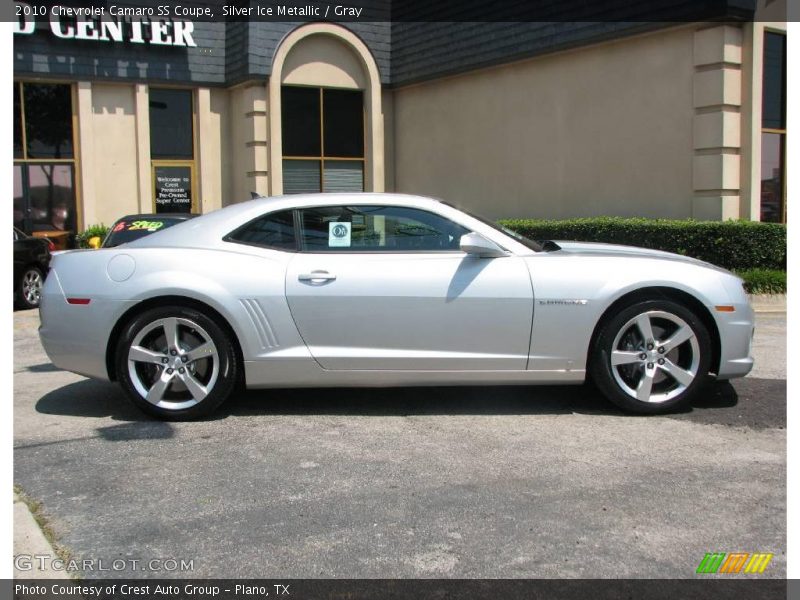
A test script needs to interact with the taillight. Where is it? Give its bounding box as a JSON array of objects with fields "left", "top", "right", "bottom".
[{"left": 45, "top": 238, "right": 56, "bottom": 252}]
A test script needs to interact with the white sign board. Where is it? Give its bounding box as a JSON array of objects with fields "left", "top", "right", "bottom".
[{"left": 329, "top": 222, "right": 352, "bottom": 248}]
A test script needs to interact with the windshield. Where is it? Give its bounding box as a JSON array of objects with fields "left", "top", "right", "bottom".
[
  {"left": 103, "top": 217, "right": 189, "bottom": 248},
  {"left": 442, "top": 202, "right": 543, "bottom": 252}
]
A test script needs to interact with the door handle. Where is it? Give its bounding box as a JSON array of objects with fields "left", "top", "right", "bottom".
[{"left": 298, "top": 271, "right": 337, "bottom": 283}]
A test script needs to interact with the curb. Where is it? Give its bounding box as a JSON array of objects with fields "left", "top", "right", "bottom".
[
  {"left": 748, "top": 294, "right": 786, "bottom": 314},
  {"left": 13, "top": 493, "right": 63, "bottom": 579}
]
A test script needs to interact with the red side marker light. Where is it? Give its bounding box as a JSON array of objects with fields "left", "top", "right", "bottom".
[{"left": 66, "top": 298, "right": 91, "bottom": 305}]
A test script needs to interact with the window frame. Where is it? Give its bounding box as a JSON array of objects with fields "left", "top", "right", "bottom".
[
  {"left": 224, "top": 205, "right": 475, "bottom": 255},
  {"left": 760, "top": 29, "right": 787, "bottom": 223},
  {"left": 13, "top": 80, "right": 82, "bottom": 234},
  {"left": 149, "top": 87, "right": 196, "bottom": 160},
  {"left": 149, "top": 86, "right": 198, "bottom": 214},
  {"left": 281, "top": 85, "right": 366, "bottom": 194}
]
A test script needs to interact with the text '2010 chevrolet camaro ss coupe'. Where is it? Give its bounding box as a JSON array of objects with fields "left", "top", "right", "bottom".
[{"left": 39, "top": 194, "right": 754, "bottom": 420}]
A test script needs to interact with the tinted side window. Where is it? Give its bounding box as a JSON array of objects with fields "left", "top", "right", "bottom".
[
  {"left": 298, "top": 205, "right": 469, "bottom": 252},
  {"left": 227, "top": 210, "right": 297, "bottom": 251}
]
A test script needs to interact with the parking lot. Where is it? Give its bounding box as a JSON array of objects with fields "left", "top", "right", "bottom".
[{"left": 14, "top": 308, "right": 785, "bottom": 578}]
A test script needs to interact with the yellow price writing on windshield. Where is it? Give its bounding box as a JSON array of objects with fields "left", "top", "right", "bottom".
[{"left": 128, "top": 220, "right": 165, "bottom": 232}]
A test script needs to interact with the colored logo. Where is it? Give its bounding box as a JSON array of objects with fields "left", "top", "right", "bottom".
[{"left": 696, "top": 552, "right": 773, "bottom": 574}]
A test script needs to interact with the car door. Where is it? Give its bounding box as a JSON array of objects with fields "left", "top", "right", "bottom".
[{"left": 284, "top": 204, "right": 533, "bottom": 371}]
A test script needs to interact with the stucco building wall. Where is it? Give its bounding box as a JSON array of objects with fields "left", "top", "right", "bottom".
[{"left": 392, "top": 26, "right": 702, "bottom": 220}]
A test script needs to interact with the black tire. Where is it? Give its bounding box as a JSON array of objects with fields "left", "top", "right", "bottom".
[
  {"left": 115, "top": 305, "right": 238, "bottom": 420},
  {"left": 590, "top": 299, "right": 712, "bottom": 414},
  {"left": 16, "top": 266, "right": 44, "bottom": 310}
]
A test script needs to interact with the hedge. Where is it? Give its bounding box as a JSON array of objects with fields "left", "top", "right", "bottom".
[
  {"left": 498, "top": 217, "right": 786, "bottom": 271},
  {"left": 735, "top": 268, "right": 787, "bottom": 295}
]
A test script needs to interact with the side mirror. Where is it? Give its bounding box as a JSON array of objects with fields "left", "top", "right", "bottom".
[{"left": 460, "top": 232, "right": 507, "bottom": 258}]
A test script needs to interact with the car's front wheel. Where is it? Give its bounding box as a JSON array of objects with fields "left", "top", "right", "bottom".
[
  {"left": 591, "top": 299, "right": 712, "bottom": 413},
  {"left": 116, "top": 306, "right": 239, "bottom": 420}
]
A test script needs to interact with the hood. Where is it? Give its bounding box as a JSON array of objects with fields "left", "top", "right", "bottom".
[{"left": 552, "top": 241, "right": 731, "bottom": 273}]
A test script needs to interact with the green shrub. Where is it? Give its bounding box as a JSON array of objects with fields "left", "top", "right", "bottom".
[
  {"left": 735, "top": 268, "right": 787, "bottom": 295},
  {"left": 498, "top": 217, "right": 786, "bottom": 271},
  {"left": 75, "top": 224, "right": 111, "bottom": 249}
]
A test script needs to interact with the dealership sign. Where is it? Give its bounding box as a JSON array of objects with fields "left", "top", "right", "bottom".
[{"left": 13, "top": 2, "right": 197, "bottom": 47}]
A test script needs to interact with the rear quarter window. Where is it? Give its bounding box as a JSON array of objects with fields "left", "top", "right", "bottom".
[{"left": 224, "top": 210, "right": 297, "bottom": 251}]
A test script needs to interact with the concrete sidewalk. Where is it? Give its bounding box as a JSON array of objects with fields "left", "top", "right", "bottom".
[
  {"left": 749, "top": 294, "right": 787, "bottom": 313},
  {"left": 13, "top": 492, "right": 62, "bottom": 579}
]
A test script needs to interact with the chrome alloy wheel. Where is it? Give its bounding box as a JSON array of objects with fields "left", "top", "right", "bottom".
[
  {"left": 609, "top": 310, "right": 700, "bottom": 404},
  {"left": 127, "top": 316, "right": 219, "bottom": 410},
  {"left": 22, "top": 269, "right": 43, "bottom": 306}
]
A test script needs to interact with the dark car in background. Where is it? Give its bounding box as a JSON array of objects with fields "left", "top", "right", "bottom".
[
  {"left": 14, "top": 227, "right": 52, "bottom": 309},
  {"left": 102, "top": 214, "right": 198, "bottom": 248}
]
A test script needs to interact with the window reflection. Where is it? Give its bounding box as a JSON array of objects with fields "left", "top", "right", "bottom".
[
  {"left": 760, "top": 31, "right": 786, "bottom": 223},
  {"left": 14, "top": 165, "right": 24, "bottom": 230},
  {"left": 760, "top": 132, "right": 784, "bottom": 223},
  {"left": 282, "top": 86, "right": 365, "bottom": 193},
  {"left": 24, "top": 83, "right": 74, "bottom": 159},
  {"left": 28, "top": 164, "right": 76, "bottom": 232},
  {"left": 15, "top": 81, "right": 77, "bottom": 239},
  {"left": 14, "top": 85, "right": 23, "bottom": 159},
  {"left": 149, "top": 89, "right": 194, "bottom": 159}
]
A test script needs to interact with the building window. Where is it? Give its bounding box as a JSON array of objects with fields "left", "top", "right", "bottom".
[
  {"left": 13, "top": 82, "right": 77, "bottom": 236},
  {"left": 282, "top": 86, "right": 365, "bottom": 194},
  {"left": 760, "top": 31, "right": 786, "bottom": 223},
  {"left": 149, "top": 88, "right": 197, "bottom": 213}
]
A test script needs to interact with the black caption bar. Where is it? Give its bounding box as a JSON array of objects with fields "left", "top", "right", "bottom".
[
  {"left": 5, "top": 0, "right": 784, "bottom": 23},
  {"left": 4, "top": 579, "right": 790, "bottom": 600}
]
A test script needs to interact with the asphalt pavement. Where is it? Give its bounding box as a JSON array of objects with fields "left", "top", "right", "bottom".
[{"left": 13, "top": 309, "right": 786, "bottom": 578}]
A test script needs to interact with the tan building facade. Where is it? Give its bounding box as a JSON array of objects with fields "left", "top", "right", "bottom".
[
  {"left": 393, "top": 19, "right": 786, "bottom": 221},
  {"left": 13, "top": 5, "right": 786, "bottom": 244}
]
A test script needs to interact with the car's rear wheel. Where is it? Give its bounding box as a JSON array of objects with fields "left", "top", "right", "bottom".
[
  {"left": 17, "top": 266, "right": 44, "bottom": 309},
  {"left": 116, "top": 306, "right": 238, "bottom": 420},
  {"left": 591, "top": 299, "right": 711, "bottom": 414}
]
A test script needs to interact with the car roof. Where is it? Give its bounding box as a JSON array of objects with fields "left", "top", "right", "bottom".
[
  {"left": 225, "top": 193, "right": 444, "bottom": 212},
  {"left": 129, "top": 193, "right": 447, "bottom": 249},
  {"left": 112, "top": 213, "right": 198, "bottom": 222}
]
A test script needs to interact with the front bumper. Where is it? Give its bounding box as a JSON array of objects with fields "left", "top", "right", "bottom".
[{"left": 715, "top": 300, "right": 755, "bottom": 379}]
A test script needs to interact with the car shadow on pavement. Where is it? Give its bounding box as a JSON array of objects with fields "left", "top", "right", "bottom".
[
  {"left": 218, "top": 379, "right": 761, "bottom": 423},
  {"left": 220, "top": 383, "right": 625, "bottom": 417},
  {"left": 34, "top": 376, "right": 783, "bottom": 430},
  {"left": 31, "top": 380, "right": 176, "bottom": 445},
  {"left": 35, "top": 379, "right": 152, "bottom": 422},
  {"left": 23, "top": 362, "right": 63, "bottom": 373}
]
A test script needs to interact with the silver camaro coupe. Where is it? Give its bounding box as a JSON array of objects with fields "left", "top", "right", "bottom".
[{"left": 39, "top": 194, "right": 754, "bottom": 420}]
